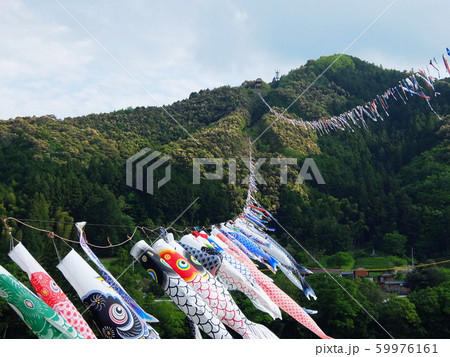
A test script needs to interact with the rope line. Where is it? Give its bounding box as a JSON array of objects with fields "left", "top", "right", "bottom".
[
  {"left": 304, "top": 259, "right": 450, "bottom": 272},
  {"left": 1, "top": 217, "right": 196, "bottom": 248},
  {"left": 4, "top": 215, "right": 447, "bottom": 268},
  {"left": 3, "top": 217, "right": 135, "bottom": 249},
  {"left": 258, "top": 259, "right": 450, "bottom": 274}
]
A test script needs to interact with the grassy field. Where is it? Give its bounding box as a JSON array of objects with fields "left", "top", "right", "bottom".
[{"left": 354, "top": 256, "right": 397, "bottom": 270}]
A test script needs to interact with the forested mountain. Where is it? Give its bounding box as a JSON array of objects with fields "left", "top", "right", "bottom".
[{"left": 1, "top": 54, "right": 449, "bottom": 338}]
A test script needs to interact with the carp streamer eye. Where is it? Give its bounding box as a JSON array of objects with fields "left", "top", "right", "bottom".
[
  {"left": 176, "top": 259, "right": 190, "bottom": 270},
  {"left": 50, "top": 280, "right": 60, "bottom": 293},
  {"left": 24, "top": 299, "right": 34, "bottom": 309},
  {"left": 109, "top": 303, "right": 128, "bottom": 325}
]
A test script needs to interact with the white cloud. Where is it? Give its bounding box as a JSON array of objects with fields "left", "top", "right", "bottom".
[
  {"left": 0, "top": 0, "right": 449, "bottom": 120},
  {"left": 0, "top": 4, "right": 94, "bottom": 82},
  {"left": 234, "top": 10, "right": 248, "bottom": 22}
]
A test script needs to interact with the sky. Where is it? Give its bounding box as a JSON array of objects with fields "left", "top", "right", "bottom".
[{"left": 0, "top": 0, "right": 449, "bottom": 120}]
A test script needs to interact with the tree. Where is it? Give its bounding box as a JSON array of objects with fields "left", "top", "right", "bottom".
[
  {"left": 406, "top": 267, "right": 449, "bottom": 291},
  {"left": 53, "top": 210, "right": 74, "bottom": 238},
  {"left": 295, "top": 274, "right": 375, "bottom": 338},
  {"left": 145, "top": 301, "right": 190, "bottom": 338},
  {"left": 381, "top": 231, "right": 407, "bottom": 256},
  {"left": 324, "top": 252, "right": 355, "bottom": 269},
  {"left": 376, "top": 295, "right": 425, "bottom": 338},
  {"left": 408, "top": 281, "right": 450, "bottom": 338}
]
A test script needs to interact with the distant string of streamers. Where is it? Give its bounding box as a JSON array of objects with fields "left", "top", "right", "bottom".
[
  {"left": 237, "top": 140, "right": 278, "bottom": 232},
  {"left": 230, "top": 141, "right": 450, "bottom": 274},
  {"left": 238, "top": 49, "right": 450, "bottom": 274},
  {"left": 259, "top": 48, "right": 450, "bottom": 135}
]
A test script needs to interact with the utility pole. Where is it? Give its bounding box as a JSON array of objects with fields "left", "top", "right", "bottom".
[{"left": 411, "top": 247, "right": 414, "bottom": 268}]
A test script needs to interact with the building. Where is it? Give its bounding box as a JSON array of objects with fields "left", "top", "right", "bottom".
[
  {"left": 377, "top": 272, "right": 411, "bottom": 295},
  {"left": 355, "top": 267, "right": 369, "bottom": 278},
  {"left": 339, "top": 267, "right": 372, "bottom": 281},
  {"left": 377, "top": 272, "right": 394, "bottom": 284}
]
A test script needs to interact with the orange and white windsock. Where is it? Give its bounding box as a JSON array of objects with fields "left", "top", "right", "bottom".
[{"left": 9, "top": 242, "right": 97, "bottom": 339}]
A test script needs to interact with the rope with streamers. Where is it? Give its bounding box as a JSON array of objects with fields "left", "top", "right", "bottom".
[
  {"left": 2, "top": 218, "right": 16, "bottom": 251},
  {"left": 3, "top": 217, "right": 135, "bottom": 249},
  {"left": 2, "top": 217, "right": 194, "bottom": 249}
]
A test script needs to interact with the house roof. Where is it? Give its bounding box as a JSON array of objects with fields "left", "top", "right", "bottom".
[{"left": 385, "top": 280, "right": 407, "bottom": 285}]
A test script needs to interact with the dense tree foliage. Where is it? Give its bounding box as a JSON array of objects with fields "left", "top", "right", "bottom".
[{"left": 408, "top": 280, "right": 450, "bottom": 338}]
